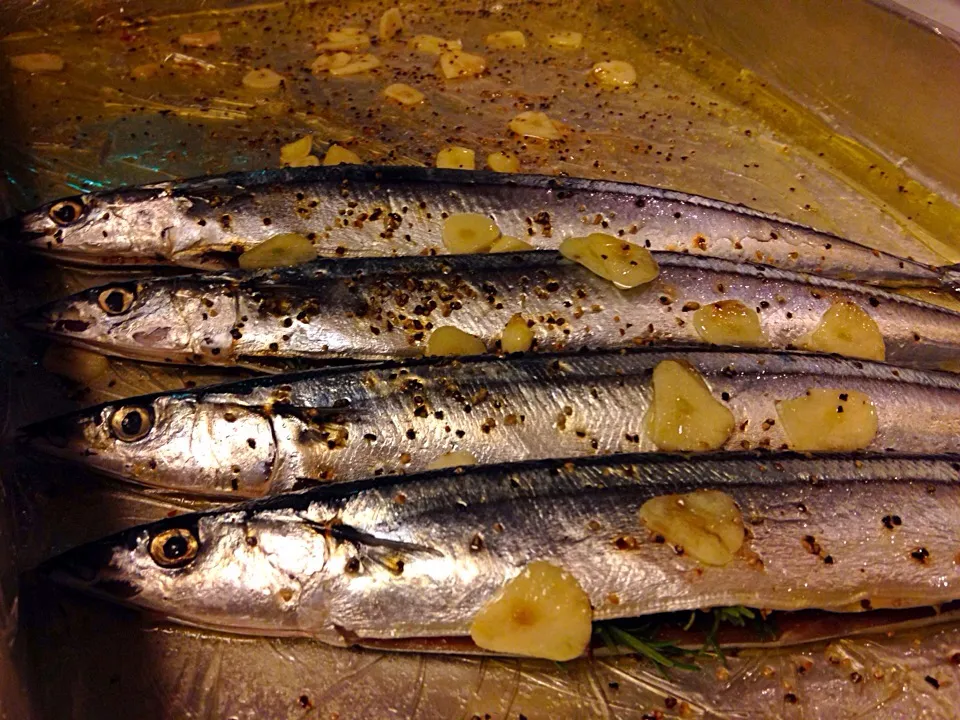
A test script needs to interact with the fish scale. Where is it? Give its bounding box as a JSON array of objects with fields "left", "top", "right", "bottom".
[
  {"left": 21, "top": 250, "right": 960, "bottom": 372},
  {"left": 46, "top": 452, "right": 960, "bottom": 651},
  {"left": 22, "top": 349, "right": 960, "bottom": 499}
]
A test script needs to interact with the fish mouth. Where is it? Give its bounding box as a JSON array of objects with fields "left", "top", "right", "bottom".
[
  {"left": 18, "top": 416, "right": 74, "bottom": 453},
  {"left": 30, "top": 246, "right": 162, "bottom": 268},
  {"left": 18, "top": 304, "right": 92, "bottom": 340},
  {"left": 41, "top": 539, "right": 142, "bottom": 600},
  {"left": 0, "top": 214, "right": 49, "bottom": 246}
]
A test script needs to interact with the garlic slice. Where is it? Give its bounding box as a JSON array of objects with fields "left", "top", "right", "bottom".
[
  {"left": 559, "top": 233, "right": 658, "bottom": 289},
  {"left": 489, "top": 236, "right": 534, "bottom": 253},
  {"left": 425, "top": 326, "right": 487, "bottom": 356},
  {"left": 645, "top": 360, "right": 735, "bottom": 451},
  {"left": 693, "top": 300, "right": 767, "bottom": 347},
  {"left": 639, "top": 490, "right": 744, "bottom": 566},
  {"left": 442, "top": 213, "right": 500, "bottom": 253},
  {"left": 238, "top": 233, "right": 317, "bottom": 269},
  {"left": 436, "top": 146, "right": 476, "bottom": 170},
  {"left": 501, "top": 314, "right": 534, "bottom": 353},
  {"left": 470, "top": 561, "right": 592, "bottom": 661},
  {"left": 800, "top": 301, "right": 885, "bottom": 362},
  {"left": 486, "top": 151, "right": 520, "bottom": 173},
  {"left": 776, "top": 388, "right": 878, "bottom": 451},
  {"left": 508, "top": 111, "right": 562, "bottom": 140}
]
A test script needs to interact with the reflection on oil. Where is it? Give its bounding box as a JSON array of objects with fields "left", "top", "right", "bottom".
[{"left": 1, "top": 0, "right": 960, "bottom": 717}]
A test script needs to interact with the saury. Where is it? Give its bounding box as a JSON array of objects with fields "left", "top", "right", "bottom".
[
  {"left": 5, "top": 166, "right": 959, "bottom": 289},
  {"left": 21, "top": 251, "right": 960, "bottom": 372},
  {"left": 46, "top": 452, "right": 960, "bottom": 655},
  {"left": 22, "top": 349, "right": 960, "bottom": 498}
]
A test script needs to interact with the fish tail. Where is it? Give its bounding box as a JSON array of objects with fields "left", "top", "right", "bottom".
[{"left": 940, "top": 264, "right": 960, "bottom": 293}]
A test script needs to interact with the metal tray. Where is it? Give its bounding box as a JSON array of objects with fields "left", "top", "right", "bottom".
[{"left": 1, "top": 1, "right": 959, "bottom": 717}]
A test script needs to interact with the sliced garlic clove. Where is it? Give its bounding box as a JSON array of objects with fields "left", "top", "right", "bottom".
[
  {"left": 486, "top": 151, "right": 520, "bottom": 173},
  {"left": 645, "top": 360, "right": 734, "bottom": 451},
  {"left": 409, "top": 35, "right": 462, "bottom": 55},
  {"left": 489, "top": 236, "right": 534, "bottom": 253},
  {"left": 501, "top": 314, "right": 534, "bottom": 353},
  {"left": 179, "top": 30, "right": 221, "bottom": 48},
  {"left": 426, "top": 450, "right": 478, "bottom": 470},
  {"left": 378, "top": 8, "right": 404, "bottom": 40},
  {"left": 11, "top": 53, "right": 65, "bottom": 72},
  {"left": 559, "top": 233, "right": 659, "bottom": 289},
  {"left": 470, "top": 561, "right": 592, "bottom": 661},
  {"left": 425, "top": 326, "right": 487, "bottom": 356},
  {"left": 442, "top": 213, "right": 500, "bottom": 253},
  {"left": 242, "top": 68, "right": 283, "bottom": 91},
  {"left": 280, "top": 136, "right": 313, "bottom": 164},
  {"left": 438, "top": 50, "right": 486, "bottom": 79},
  {"left": 383, "top": 82, "right": 425, "bottom": 106},
  {"left": 776, "top": 388, "right": 878, "bottom": 451},
  {"left": 317, "top": 29, "right": 371, "bottom": 51},
  {"left": 508, "top": 111, "right": 562, "bottom": 141},
  {"left": 800, "top": 301, "right": 885, "bottom": 361},
  {"left": 131, "top": 63, "right": 160, "bottom": 79},
  {"left": 238, "top": 233, "right": 317, "bottom": 270},
  {"left": 639, "top": 490, "right": 744, "bottom": 566},
  {"left": 592, "top": 60, "right": 637, "bottom": 87},
  {"left": 436, "top": 146, "right": 476, "bottom": 170},
  {"left": 286, "top": 155, "right": 320, "bottom": 167},
  {"left": 546, "top": 31, "right": 583, "bottom": 49},
  {"left": 693, "top": 300, "right": 767, "bottom": 347},
  {"left": 485, "top": 30, "right": 527, "bottom": 49},
  {"left": 322, "top": 145, "right": 361, "bottom": 165},
  {"left": 328, "top": 54, "right": 381, "bottom": 76}
]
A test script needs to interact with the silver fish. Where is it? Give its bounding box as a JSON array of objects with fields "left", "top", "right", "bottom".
[
  {"left": 22, "top": 350, "right": 960, "bottom": 498},
  {"left": 46, "top": 453, "right": 960, "bottom": 651},
  {"left": 5, "top": 166, "right": 958, "bottom": 288},
  {"left": 20, "top": 251, "right": 960, "bottom": 371}
]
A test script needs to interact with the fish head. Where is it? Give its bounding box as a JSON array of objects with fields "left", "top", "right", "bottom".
[
  {"left": 46, "top": 509, "right": 330, "bottom": 635},
  {"left": 22, "top": 394, "right": 279, "bottom": 498},
  {"left": 20, "top": 278, "right": 239, "bottom": 364},
  {"left": 4, "top": 188, "right": 202, "bottom": 267}
]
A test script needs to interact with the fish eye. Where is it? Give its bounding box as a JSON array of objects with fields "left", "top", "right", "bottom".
[
  {"left": 48, "top": 200, "right": 85, "bottom": 226},
  {"left": 149, "top": 528, "right": 199, "bottom": 569},
  {"left": 97, "top": 286, "right": 136, "bottom": 315},
  {"left": 109, "top": 405, "right": 154, "bottom": 442}
]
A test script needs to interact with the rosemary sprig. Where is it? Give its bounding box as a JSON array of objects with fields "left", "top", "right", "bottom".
[
  {"left": 595, "top": 624, "right": 699, "bottom": 677},
  {"left": 596, "top": 606, "right": 778, "bottom": 674}
]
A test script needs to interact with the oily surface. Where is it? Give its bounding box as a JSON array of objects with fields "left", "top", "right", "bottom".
[{"left": 2, "top": 0, "right": 960, "bottom": 717}]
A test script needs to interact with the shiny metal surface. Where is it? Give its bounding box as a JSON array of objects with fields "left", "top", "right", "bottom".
[{"left": 2, "top": 0, "right": 960, "bottom": 717}]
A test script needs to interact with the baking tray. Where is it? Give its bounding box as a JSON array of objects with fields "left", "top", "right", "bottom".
[{"left": 1, "top": 0, "right": 959, "bottom": 717}]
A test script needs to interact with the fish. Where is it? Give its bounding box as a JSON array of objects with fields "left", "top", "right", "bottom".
[
  {"left": 5, "top": 165, "right": 958, "bottom": 288},
  {"left": 20, "top": 250, "right": 960, "bottom": 372},
  {"left": 21, "top": 349, "right": 960, "bottom": 499},
  {"left": 45, "top": 452, "right": 960, "bottom": 654}
]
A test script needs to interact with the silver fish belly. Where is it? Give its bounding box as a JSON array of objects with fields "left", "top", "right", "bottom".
[
  {"left": 21, "top": 251, "right": 960, "bottom": 371},
  {"left": 22, "top": 350, "right": 960, "bottom": 498},
  {"left": 46, "top": 453, "right": 960, "bottom": 648},
  {"left": 4, "top": 166, "right": 955, "bottom": 288}
]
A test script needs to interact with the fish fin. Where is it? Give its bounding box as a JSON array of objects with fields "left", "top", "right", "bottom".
[{"left": 301, "top": 518, "right": 442, "bottom": 557}]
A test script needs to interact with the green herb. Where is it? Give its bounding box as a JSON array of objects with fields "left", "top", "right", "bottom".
[{"left": 595, "top": 624, "right": 699, "bottom": 677}]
